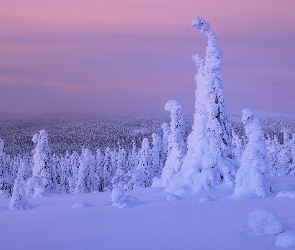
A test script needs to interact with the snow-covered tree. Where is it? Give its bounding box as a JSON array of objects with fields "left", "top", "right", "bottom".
[
  {"left": 95, "top": 149, "right": 104, "bottom": 192},
  {"left": 153, "top": 100, "right": 186, "bottom": 187},
  {"left": 168, "top": 17, "right": 236, "bottom": 193},
  {"left": 125, "top": 141, "right": 138, "bottom": 190},
  {"left": 0, "top": 138, "right": 13, "bottom": 198},
  {"left": 16, "top": 155, "right": 32, "bottom": 184},
  {"left": 51, "top": 153, "right": 62, "bottom": 193},
  {"left": 151, "top": 133, "right": 163, "bottom": 178},
  {"left": 234, "top": 109, "right": 273, "bottom": 198},
  {"left": 111, "top": 148, "right": 128, "bottom": 188},
  {"left": 75, "top": 148, "right": 96, "bottom": 193},
  {"left": 102, "top": 147, "right": 116, "bottom": 191},
  {"left": 9, "top": 179, "right": 30, "bottom": 210},
  {"left": 130, "top": 138, "right": 153, "bottom": 189},
  {"left": 161, "top": 122, "right": 171, "bottom": 166},
  {"left": 69, "top": 151, "right": 80, "bottom": 193},
  {"left": 231, "top": 128, "right": 243, "bottom": 165},
  {"left": 32, "top": 129, "right": 54, "bottom": 193},
  {"left": 60, "top": 151, "right": 71, "bottom": 193},
  {"left": 24, "top": 176, "right": 46, "bottom": 198}
]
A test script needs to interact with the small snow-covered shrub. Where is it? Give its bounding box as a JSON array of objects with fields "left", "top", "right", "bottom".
[
  {"left": 24, "top": 176, "right": 46, "bottom": 198},
  {"left": 247, "top": 208, "right": 283, "bottom": 235},
  {"left": 166, "top": 194, "right": 181, "bottom": 202},
  {"left": 111, "top": 184, "right": 138, "bottom": 208},
  {"left": 277, "top": 190, "right": 295, "bottom": 198},
  {"left": 72, "top": 202, "right": 91, "bottom": 209},
  {"left": 275, "top": 231, "right": 295, "bottom": 248}
]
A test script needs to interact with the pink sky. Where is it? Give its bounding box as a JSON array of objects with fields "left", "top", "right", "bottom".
[{"left": 0, "top": 0, "right": 295, "bottom": 116}]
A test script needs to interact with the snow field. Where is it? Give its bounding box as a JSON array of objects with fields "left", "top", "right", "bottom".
[{"left": 1, "top": 175, "right": 295, "bottom": 249}]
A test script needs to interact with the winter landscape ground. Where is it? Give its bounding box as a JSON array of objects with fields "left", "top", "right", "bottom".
[
  {"left": 1, "top": 175, "right": 295, "bottom": 250},
  {"left": 1, "top": 17, "right": 295, "bottom": 250}
]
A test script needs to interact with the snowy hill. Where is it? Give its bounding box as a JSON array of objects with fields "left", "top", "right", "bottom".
[{"left": 1, "top": 174, "right": 295, "bottom": 249}]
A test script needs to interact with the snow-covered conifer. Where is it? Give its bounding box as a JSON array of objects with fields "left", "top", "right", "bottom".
[
  {"left": 153, "top": 100, "right": 186, "bottom": 187},
  {"left": 25, "top": 176, "right": 46, "bottom": 198},
  {"left": 130, "top": 138, "right": 153, "bottom": 189},
  {"left": 161, "top": 123, "right": 171, "bottom": 165},
  {"left": 102, "top": 147, "right": 115, "bottom": 191},
  {"left": 16, "top": 155, "right": 32, "bottom": 184},
  {"left": 94, "top": 149, "right": 104, "bottom": 192},
  {"left": 60, "top": 151, "right": 71, "bottom": 193},
  {"left": 32, "top": 129, "right": 54, "bottom": 193},
  {"left": 234, "top": 109, "right": 272, "bottom": 198},
  {"left": 9, "top": 179, "right": 30, "bottom": 210},
  {"left": 69, "top": 151, "right": 79, "bottom": 193},
  {"left": 51, "top": 153, "right": 62, "bottom": 193},
  {"left": 231, "top": 128, "right": 243, "bottom": 165},
  {"left": 0, "top": 138, "right": 13, "bottom": 198},
  {"left": 167, "top": 18, "right": 236, "bottom": 193},
  {"left": 151, "top": 133, "right": 163, "bottom": 178},
  {"left": 75, "top": 148, "right": 96, "bottom": 193},
  {"left": 111, "top": 148, "right": 128, "bottom": 188}
]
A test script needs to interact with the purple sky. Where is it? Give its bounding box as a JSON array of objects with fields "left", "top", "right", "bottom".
[{"left": 1, "top": 1, "right": 295, "bottom": 117}]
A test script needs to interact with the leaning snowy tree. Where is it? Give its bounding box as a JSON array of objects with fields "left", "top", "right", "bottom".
[
  {"left": 234, "top": 109, "right": 273, "bottom": 198},
  {"left": 32, "top": 129, "right": 54, "bottom": 193},
  {"left": 153, "top": 100, "right": 186, "bottom": 187},
  {"left": 167, "top": 17, "right": 236, "bottom": 193}
]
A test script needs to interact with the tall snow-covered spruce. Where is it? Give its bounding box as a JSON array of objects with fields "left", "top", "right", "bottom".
[{"left": 167, "top": 17, "right": 236, "bottom": 193}]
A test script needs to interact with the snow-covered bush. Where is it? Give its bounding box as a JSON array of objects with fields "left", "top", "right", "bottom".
[
  {"left": 32, "top": 129, "right": 54, "bottom": 193},
  {"left": 247, "top": 208, "right": 283, "bottom": 235},
  {"left": 275, "top": 231, "right": 295, "bottom": 248},
  {"left": 167, "top": 17, "right": 236, "bottom": 193},
  {"left": 111, "top": 184, "right": 138, "bottom": 208},
  {"left": 234, "top": 109, "right": 273, "bottom": 198},
  {"left": 276, "top": 190, "right": 295, "bottom": 198},
  {"left": 9, "top": 179, "right": 30, "bottom": 210},
  {"left": 153, "top": 100, "right": 186, "bottom": 187},
  {"left": 24, "top": 176, "right": 46, "bottom": 198}
]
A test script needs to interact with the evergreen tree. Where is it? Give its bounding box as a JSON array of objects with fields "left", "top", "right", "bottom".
[
  {"left": 168, "top": 17, "right": 236, "bottom": 193},
  {"left": 234, "top": 109, "right": 273, "bottom": 198},
  {"left": 153, "top": 100, "right": 186, "bottom": 187},
  {"left": 9, "top": 179, "right": 30, "bottom": 210},
  {"left": 0, "top": 138, "right": 13, "bottom": 198},
  {"left": 32, "top": 129, "right": 54, "bottom": 193}
]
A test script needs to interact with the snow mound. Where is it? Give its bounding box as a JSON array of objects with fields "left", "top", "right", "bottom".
[
  {"left": 72, "top": 202, "right": 91, "bottom": 209},
  {"left": 199, "top": 196, "right": 216, "bottom": 202},
  {"left": 0, "top": 190, "right": 10, "bottom": 198},
  {"left": 247, "top": 208, "right": 284, "bottom": 235},
  {"left": 275, "top": 231, "right": 295, "bottom": 248},
  {"left": 277, "top": 190, "right": 295, "bottom": 198},
  {"left": 111, "top": 184, "right": 138, "bottom": 208},
  {"left": 166, "top": 194, "right": 181, "bottom": 202}
]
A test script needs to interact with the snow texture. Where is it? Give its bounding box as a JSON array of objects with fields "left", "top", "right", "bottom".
[
  {"left": 167, "top": 17, "right": 236, "bottom": 193},
  {"left": 277, "top": 190, "right": 295, "bottom": 198},
  {"left": 234, "top": 109, "right": 272, "bottom": 198},
  {"left": 72, "top": 202, "right": 91, "bottom": 209},
  {"left": 247, "top": 208, "right": 283, "bottom": 236},
  {"left": 166, "top": 194, "right": 181, "bottom": 202},
  {"left": 275, "top": 231, "right": 295, "bottom": 248}
]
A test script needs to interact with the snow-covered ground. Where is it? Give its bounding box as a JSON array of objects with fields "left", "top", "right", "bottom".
[{"left": 1, "top": 174, "right": 295, "bottom": 250}]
